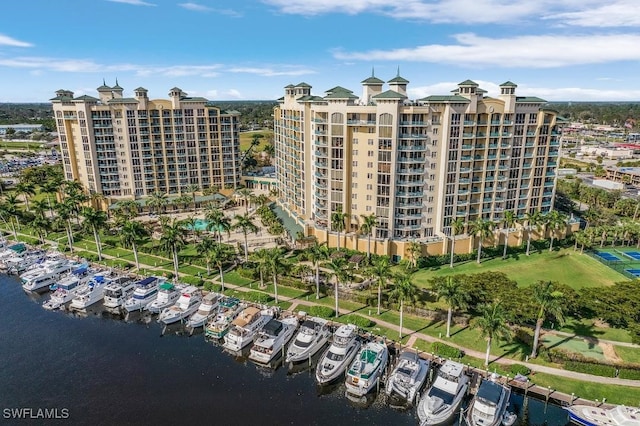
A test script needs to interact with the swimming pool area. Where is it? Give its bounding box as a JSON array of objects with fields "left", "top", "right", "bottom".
[{"left": 185, "top": 219, "right": 221, "bottom": 232}]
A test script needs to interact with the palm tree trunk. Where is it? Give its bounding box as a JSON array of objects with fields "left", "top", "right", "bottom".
[
  {"left": 526, "top": 232, "right": 532, "bottom": 256},
  {"left": 503, "top": 229, "right": 509, "bottom": 259},
  {"left": 65, "top": 225, "right": 74, "bottom": 253},
  {"left": 219, "top": 265, "right": 225, "bottom": 292},
  {"left": 531, "top": 318, "right": 543, "bottom": 358},
  {"left": 47, "top": 194, "right": 53, "bottom": 217},
  {"left": 336, "top": 231, "right": 341, "bottom": 250},
  {"left": 485, "top": 337, "right": 492, "bottom": 366},
  {"left": 549, "top": 236, "right": 555, "bottom": 252},
  {"left": 206, "top": 261, "right": 211, "bottom": 276},
  {"left": 273, "top": 273, "right": 279, "bottom": 304},
  {"left": 399, "top": 299, "right": 404, "bottom": 339},
  {"left": 377, "top": 282, "right": 382, "bottom": 315},
  {"left": 24, "top": 197, "right": 30, "bottom": 212},
  {"left": 449, "top": 237, "right": 455, "bottom": 268},
  {"left": 93, "top": 227, "right": 102, "bottom": 261},
  {"left": 243, "top": 231, "right": 249, "bottom": 262},
  {"left": 259, "top": 268, "right": 264, "bottom": 288},
  {"left": 334, "top": 281, "right": 339, "bottom": 318},
  {"left": 476, "top": 239, "right": 482, "bottom": 264},
  {"left": 10, "top": 219, "right": 17, "bottom": 239},
  {"left": 446, "top": 307, "right": 452, "bottom": 338},
  {"left": 173, "top": 247, "right": 179, "bottom": 279},
  {"left": 367, "top": 234, "right": 371, "bottom": 259},
  {"left": 133, "top": 241, "right": 140, "bottom": 270},
  {"left": 315, "top": 263, "right": 320, "bottom": 299}
]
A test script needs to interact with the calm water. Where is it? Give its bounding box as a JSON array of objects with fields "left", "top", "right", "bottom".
[{"left": 0, "top": 274, "right": 570, "bottom": 426}]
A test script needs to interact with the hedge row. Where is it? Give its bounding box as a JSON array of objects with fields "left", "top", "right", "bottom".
[
  {"left": 306, "top": 306, "right": 335, "bottom": 319},
  {"left": 430, "top": 342, "right": 463, "bottom": 359},
  {"left": 340, "top": 314, "right": 374, "bottom": 328}
]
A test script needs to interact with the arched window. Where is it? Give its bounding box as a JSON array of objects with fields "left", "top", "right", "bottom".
[{"left": 379, "top": 113, "right": 393, "bottom": 126}]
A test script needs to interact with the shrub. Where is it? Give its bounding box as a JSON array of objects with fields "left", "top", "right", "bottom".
[
  {"left": 509, "top": 364, "right": 531, "bottom": 376},
  {"left": 341, "top": 314, "right": 374, "bottom": 328},
  {"left": 430, "top": 342, "right": 463, "bottom": 359},
  {"left": 513, "top": 326, "right": 534, "bottom": 347},
  {"left": 306, "top": 305, "right": 335, "bottom": 319},
  {"left": 165, "top": 272, "right": 175, "bottom": 280},
  {"left": 181, "top": 276, "right": 204, "bottom": 287},
  {"left": 564, "top": 361, "right": 616, "bottom": 377},
  {"left": 204, "top": 281, "right": 220, "bottom": 292},
  {"left": 619, "top": 368, "right": 640, "bottom": 380},
  {"left": 237, "top": 265, "right": 258, "bottom": 279},
  {"left": 243, "top": 291, "right": 272, "bottom": 304}
]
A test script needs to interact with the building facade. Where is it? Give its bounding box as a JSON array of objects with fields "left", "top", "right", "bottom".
[
  {"left": 51, "top": 83, "right": 242, "bottom": 201},
  {"left": 274, "top": 75, "right": 563, "bottom": 257}
]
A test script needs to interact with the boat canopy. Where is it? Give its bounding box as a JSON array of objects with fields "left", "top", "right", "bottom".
[
  {"left": 398, "top": 350, "right": 420, "bottom": 363},
  {"left": 159, "top": 282, "right": 174, "bottom": 291},
  {"left": 301, "top": 319, "right": 319, "bottom": 330},
  {"left": 137, "top": 276, "right": 156, "bottom": 287},
  {"left": 73, "top": 264, "right": 89, "bottom": 275},
  {"left": 262, "top": 319, "right": 283, "bottom": 336},
  {"left": 232, "top": 306, "right": 260, "bottom": 327},
  {"left": 476, "top": 380, "right": 503, "bottom": 406},
  {"left": 220, "top": 297, "right": 240, "bottom": 308}
]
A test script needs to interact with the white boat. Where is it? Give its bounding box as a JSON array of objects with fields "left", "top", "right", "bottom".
[
  {"left": 416, "top": 360, "right": 470, "bottom": 426},
  {"left": 466, "top": 377, "right": 512, "bottom": 426},
  {"left": 0, "top": 242, "right": 26, "bottom": 260},
  {"left": 42, "top": 265, "right": 92, "bottom": 310},
  {"left": 565, "top": 404, "right": 640, "bottom": 426},
  {"left": 158, "top": 286, "right": 203, "bottom": 325},
  {"left": 48, "top": 263, "right": 90, "bottom": 291},
  {"left": 385, "top": 349, "right": 430, "bottom": 405},
  {"left": 21, "top": 259, "right": 75, "bottom": 292},
  {"left": 249, "top": 317, "right": 299, "bottom": 365},
  {"left": 103, "top": 277, "right": 136, "bottom": 310},
  {"left": 122, "top": 276, "right": 163, "bottom": 312},
  {"left": 7, "top": 250, "right": 46, "bottom": 274},
  {"left": 185, "top": 292, "right": 222, "bottom": 329},
  {"left": 285, "top": 316, "right": 331, "bottom": 364},
  {"left": 204, "top": 297, "right": 243, "bottom": 340},
  {"left": 145, "top": 282, "right": 184, "bottom": 314},
  {"left": 223, "top": 306, "right": 275, "bottom": 352},
  {"left": 316, "top": 323, "right": 361, "bottom": 385},
  {"left": 344, "top": 340, "right": 389, "bottom": 397},
  {"left": 69, "top": 273, "right": 115, "bottom": 310}
]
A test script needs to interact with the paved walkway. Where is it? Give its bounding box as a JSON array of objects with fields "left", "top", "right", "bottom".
[{"left": 543, "top": 328, "right": 640, "bottom": 349}]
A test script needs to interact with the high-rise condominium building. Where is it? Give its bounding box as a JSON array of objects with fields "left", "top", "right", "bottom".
[
  {"left": 51, "top": 83, "right": 241, "bottom": 201},
  {"left": 274, "top": 74, "right": 562, "bottom": 257}
]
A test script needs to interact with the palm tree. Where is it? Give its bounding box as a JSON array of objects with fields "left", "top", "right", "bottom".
[
  {"left": 449, "top": 217, "right": 465, "bottom": 268},
  {"left": 302, "top": 240, "right": 329, "bottom": 299},
  {"left": 40, "top": 180, "right": 59, "bottom": 216},
  {"left": 81, "top": 207, "right": 108, "bottom": 261},
  {"left": 31, "top": 215, "right": 50, "bottom": 244},
  {"left": 330, "top": 206, "right": 347, "bottom": 250},
  {"left": 368, "top": 256, "right": 392, "bottom": 315},
  {"left": 360, "top": 213, "right": 377, "bottom": 260},
  {"left": 326, "top": 257, "right": 350, "bottom": 318},
  {"left": 119, "top": 200, "right": 140, "bottom": 219},
  {"left": 15, "top": 181, "right": 36, "bottom": 212},
  {"left": 530, "top": 281, "right": 565, "bottom": 358},
  {"left": 185, "top": 183, "right": 200, "bottom": 211},
  {"left": 473, "top": 301, "right": 512, "bottom": 366},
  {"left": 0, "top": 201, "right": 18, "bottom": 239},
  {"left": 546, "top": 211, "right": 567, "bottom": 252},
  {"left": 389, "top": 273, "right": 419, "bottom": 339},
  {"left": 250, "top": 248, "right": 271, "bottom": 288},
  {"left": 89, "top": 191, "right": 106, "bottom": 211},
  {"left": 433, "top": 276, "right": 471, "bottom": 338},
  {"left": 3, "top": 193, "right": 23, "bottom": 232},
  {"left": 469, "top": 217, "right": 494, "bottom": 264},
  {"left": 195, "top": 235, "right": 217, "bottom": 275},
  {"left": 159, "top": 218, "right": 187, "bottom": 279},
  {"left": 524, "top": 211, "right": 542, "bottom": 256},
  {"left": 175, "top": 194, "right": 192, "bottom": 212},
  {"left": 406, "top": 240, "right": 422, "bottom": 269},
  {"left": 54, "top": 201, "right": 74, "bottom": 253},
  {"left": 265, "top": 247, "right": 286, "bottom": 303},
  {"left": 237, "top": 188, "right": 254, "bottom": 214},
  {"left": 205, "top": 206, "right": 231, "bottom": 243},
  {"left": 210, "top": 242, "right": 235, "bottom": 292},
  {"left": 120, "top": 220, "right": 149, "bottom": 270},
  {"left": 147, "top": 191, "right": 168, "bottom": 215},
  {"left": 31, "top": 199, "right": 49, "bottom": 221},
  {"left": 232, "top": 214, "right": 258, "bottom": 262},
  {"left": 501, "top": 211, "right": 517, "bottom": 259}
]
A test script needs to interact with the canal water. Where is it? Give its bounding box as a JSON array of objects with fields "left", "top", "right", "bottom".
[{"left": 0, "top": 274, "right": 570, "bottom": 425}]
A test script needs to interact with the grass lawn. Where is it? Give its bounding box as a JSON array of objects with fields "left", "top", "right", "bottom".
[
  {"left": 239, "top": 130, "right": 272, "bottom": 152},
  {"left": 614, "top": 345, "right": 640, "bottom": 364},
  {"left": 557, "top": 318, "right": 632, "bottom": 344},
  {"left": 412, "top": 248, "right": 626, "bottom": 289},
  {"left": 541, "top": 334, "right": 605, "bottom": 361}
]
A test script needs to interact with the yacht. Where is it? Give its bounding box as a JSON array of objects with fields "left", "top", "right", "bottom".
[
  {"left": 565, "top": 404, "right": 640, "bottom": 426},
  {"left": 146, "top": 282, "right": 184, "bottom": 314},
  {"left": 49, "top": 263, "right": 90, "bottom": 291},
  {"left": 70, "top": 273, "right": 119, "bottom": 310},
  {"left": 7, "top": 250, "right": 46, "bottom": 274},
  {"left": 249, "top": 317, "right": 299, "bottom": 365},
  {"left": 122, "top": 276, "right": 163, "bottom": 312},
  {"left": 344, "top": 340, "right": 389, "bottom": 398},
  {"left": 21, "top": 259, "right": 75, "bottom": 293},
  {"left": 42, "top": 266, "right": 92, "bottom": 310},
  {"left": 285, "top": 317, "right": 331, "bottom": 364},
  {"left": 385, "top": 349, "right": 430, "bottom": 405},
  {"left": 103, "top": 277, "right": 136, "bottom": 310},
  {"left": 223, "top": 306, "right": 275, "bottom": 352},
  {"left": 185, "top": 292, "right": 222, "bottom": 329},
  {"left": 316, "top": 324, "right": 361, "bottom": 385},
  {"left": 0, "top": 242, "right": 26, "bottom": 260},
  {"left": 466, "top": 377, "right": 513, "bottom": 426},
  {"left": 417, "top": 360, "right": 470, "bottom": 426},
  {"left": 158, "top": 286, "right": 203, "bottom": 325},
  {"left": 204, "top": 297, "right": 243, "bottom": 340}
]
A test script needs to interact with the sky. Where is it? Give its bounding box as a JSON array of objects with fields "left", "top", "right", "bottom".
[{"left": 1, "top": 0, "right": 640, "bottom": 102}]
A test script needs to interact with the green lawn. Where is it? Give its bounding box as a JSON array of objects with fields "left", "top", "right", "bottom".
[
  {"left": 541, "top": 334, "right": 605, "bottom": 360},
  {"left": 557, "top": 318, "right": 632, "bottom": 344},
  {"left": 239, "top": 130, "right": 272, "bottom": 152},
  {"left": 412, "top": 248, "right": 626, "bottom": 289},
  {"left": 614, "top": 345, "right": 640, "bottom": 364}
]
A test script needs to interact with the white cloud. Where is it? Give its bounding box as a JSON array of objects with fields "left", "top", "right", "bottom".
[
  {"left": 225, "top": 89, "right": 243, "bottom": 99},
  {"left": 106, "top": 0, "right": 156, "bottom": 6},
  {"left": 545, "top": 0, "right": 640, "bottom": 27},
  {"left": 334, "top": 33, "right": 640, "bottom": 68},
  {"left": 0, "top": 34, "right": 33, "bottom": 48},
  {"left": 178, "top": 2, "right": 212, "bottom": 12},
  {"left": 228, "top": 66, "right": 315, "bottom": 77}
]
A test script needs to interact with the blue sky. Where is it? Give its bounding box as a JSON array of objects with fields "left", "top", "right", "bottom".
[{"left": 1, "top": 0, "right": 640, "bottom": 102}]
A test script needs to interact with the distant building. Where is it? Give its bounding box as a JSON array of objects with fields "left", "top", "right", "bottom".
[
  {"left": 0, "top": 124, "right": 45, "bottom": 135},
  {"left": 606, "top": 167, "right": 640, "bottom": 186},
  {"left": 51, "top": 82, "right": 242, "bottom": 201},
  {"left": 580, "top": 145, "right": 632, "bottom": 159}
]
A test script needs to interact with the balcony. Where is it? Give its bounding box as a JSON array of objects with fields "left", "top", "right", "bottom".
[
  {"left": 461, "top": 145, "right": 473, "bottom": 150},
  {"left": 397, "top": 168, "right": 425, "bottom": 174},
  {"left": 463, "top": 133, "right": 475, "bottom": 138},
  {"left": 456, "top": 210, "right": 467, "bottom": 217},
  {"left": 315, "top": 150, "right": 328, "bottom": 158},
  {"left": 464, "top": 120, "right": 476, "bottom": 126},
  {"left": 461, "top": 156, "right": 472, "bottom": 161},
  {"left": 398, "top": 145, "right": 426, "bottom": 151}
]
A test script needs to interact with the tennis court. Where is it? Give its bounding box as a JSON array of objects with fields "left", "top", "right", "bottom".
[
  {"left": 589, "top": 248, "right": 640, "bottom": 280},
  {"left": 593, "top": 251, "right": 621, "bottom": 262},
  {"left": 621, "top": 251, "right": 640, "bottom": 261},
  {"left": 625, "top": 269, "right": 640, "bottom": 278}
]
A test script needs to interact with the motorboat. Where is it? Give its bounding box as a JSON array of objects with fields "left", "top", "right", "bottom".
[
  {"left": 344, "top": 340, "right": 389, "bottom": 398},
  {"left": 145, "top": 282, "right": 184, "bottom": 314},
  {"left": 103, "top": 277, "right": 136, "bottom": 310},
  {"left": 70, "top": 273, "right": 117, "bottom": 310},
  {"left": 249, "top": 317, "right": 299, "bottom": 365},
  {"left": 158, "top": 286, "right": 203, "bottom": 325},
  {"left": 385, "top": 349, "right": 430, "bottom": 405},
  {"left": 122, "top": 276, "right": 163, "bottom": 312},
  {"left": 204, "top": 297, "right": 243, "bottom": 340},
  {"left": 7, "top": 250, "right": 46, "bottom": 274},
  {"left": 49, "top": 263, "right": 90, "bottom": 291},
  {"left": 223, "top": 306, "right": 275, "bottom": 352},
  {"left": 21, "top": 259, "right": 75, "bottom": 293},
  {"left": 185, "top": 292, "right": 222, "bottom": 329},
  {"left": 466, "top": 377, "right": 513, "bottom": 426},
  {"left": 565, "top": 404, "right": 640, "bottom": 426},
  {"left": 416, "top": 360, "right": 470, "bottom": 426},
  {"left": 316, "top": 323, "right": 361, "bottom": 385},
  {"left": 285, "top": 316, "right": 331, "bottom": 364},
  {"left": 42, "top": 266, "right": 92, "bottom": 310},
  {"left": 0, "top": 242, "right": 26, "bottom": 262}
]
